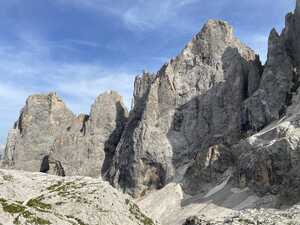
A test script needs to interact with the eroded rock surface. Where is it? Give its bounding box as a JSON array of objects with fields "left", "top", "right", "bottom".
[
  {"left": 107, "top": 19, "right": 262, "bottom": 197},
  {"left": 1, "top": 93, "right": 75, "bottom": 172},
  {"left": 0, "top": 169, "right": 158, "bottom": 225},
  {"left": 183, "top": 205, "right": 300, "bottom": 225},
  {"left": 48, "top": 91, "right": 128, "bottom": 177},
  {"left": 1, "top": 91, "right": 128, "bottom": 178}
]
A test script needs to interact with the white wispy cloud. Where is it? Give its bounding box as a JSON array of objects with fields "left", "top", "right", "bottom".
[
  {"left": 55, "top": 0, "right": 199, "bottom": 31},
  {"left": 0, "top": 33, "right": 136, "bottom": 144}
]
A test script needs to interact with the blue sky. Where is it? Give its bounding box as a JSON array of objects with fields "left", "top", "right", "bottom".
[{"left": 0, "top": 0, "right": 296, "bottom": 144}]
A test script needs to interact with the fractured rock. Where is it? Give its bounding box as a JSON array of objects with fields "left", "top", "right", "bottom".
[
  {"left": 48, "top": 91, "right": 128, "bottom": 177},
  {"left": 1, "top": 93, "right": 75, "bottom": 172},
  {"left": 0, "top": 169, "right": 158, "bottom": 225},
  {"left": 107, "top": 20, "right": 262, "bottom": 197}
]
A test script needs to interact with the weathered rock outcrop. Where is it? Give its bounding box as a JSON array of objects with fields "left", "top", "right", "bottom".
[
  {"left": 183, "top": 205, "right": 300, "bottom": 225},
  {"left": 107, "top": 20, "right": 263, "bottom": 196},
  {"left": 1, "top": 93, "right": 75, "bottom": 172},
  {"left": 240, "top": 0, "right": 300, "bottom": 134},
  {"left": 1, "top": 91, "right": 128, "bottom": 178},
  {"left": 183, "top": 144, "right": 234, "bottom": 195},
  {"left": 0, "top": 169, "right": 158, "bottom": 225},
  {"left": 179, "top": 0, "right": 300, "bottom": 207},
  {"left": 48, "top": 91, "right": 128, "bottom": 177}
]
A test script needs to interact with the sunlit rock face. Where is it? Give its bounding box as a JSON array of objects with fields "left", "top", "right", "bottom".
[
  {"left": 106, "top": 19, "right": 263, "bottom": 197},
  {"left": 1, "top": 91, "right": 128, "bottom": 178},
  {"left": 1, "top": 93, "right": 75, "bottom": 172},
  {"left": 48, "top": 91, "right": 128, "bottom": 177},
  {"left": 107, "top": 1, "right": 300, "bottom": 202}
]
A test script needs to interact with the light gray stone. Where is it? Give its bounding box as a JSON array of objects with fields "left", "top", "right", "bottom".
[
  {"left": 1, "top": 93, "right": 75, "bottom": 172},
  {"left": 0, "top": 169, "right": 158, "bottom": 225},
  {"left": 1, "top": 91, "right": 128, "bottom": 179},
  {"left": 107, "top": 20, "right": 263, "bottom": 197},
  {"left": 48, "top": 91, "right": 128, "bottom": 177}
]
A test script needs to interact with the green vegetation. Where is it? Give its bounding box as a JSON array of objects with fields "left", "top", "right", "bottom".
[
  {"left": 46, "top": 181, "right": 90, "bottom": 204},
  {"left": 126, "top": 199, "right": 155, "bottom": 225},
  {"left": 46, "top": 181, "right": 63, "bottom": 192},
  {"left": 0, "top": 198, "right": 26, "bottom": 214},
  {"left": 47, "top": 181, "right": 86, "bottom": 195},
  {"left": 66, "top": 215, "right": 88, "bottom": 225},
  {"left": 0, "top": 197, "right": 51, "bottom": 225},
  {"left": 26, "top": 196, "right": 52, "bottom": 212},
  {"left": 23, "top": 214, "right": 51, "bottom": 225},
  {"left": 238, "top": 218, "right": 255, "bottom": 224}
]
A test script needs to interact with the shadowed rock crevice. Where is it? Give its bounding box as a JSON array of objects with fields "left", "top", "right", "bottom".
[
  {"left": 40, "top": 155, "right": 65, "bottom": 177},
  {"left": 107, "top": 20, "right": 263, "bottom": 197},
  {"left": 101, "top": 102, "right": 128, "bottom": 177},
  {"left": 168, "top": 47, "right": 263, "bottom": 196},
  {"left": 1, "top": 93, "right": 75, "bottom": 172},
  {"left": 48, "top": 91, "right": 128, "bottom": 178},
  {"left": 106, "top": 73, "right": 155, "bottom": 196}
]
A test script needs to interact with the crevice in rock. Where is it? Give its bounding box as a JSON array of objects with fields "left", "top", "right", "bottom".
[
  {"left": 40, "top": 155, "right": 65, "bottom": 177},
  {"left": 80, "top": 115, "right": 90, "bottom": 136},
  {"left": 101, "top": 102, "right": 128, "bottom": 178},
  {"left": 40, "top": 155, "right": 50, "bottom": 173}
]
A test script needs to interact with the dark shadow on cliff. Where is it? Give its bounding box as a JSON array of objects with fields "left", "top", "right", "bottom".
[
  {"left": 163, "top": 46, "right": 298, "bottom": 209},
  {"left": 101, "top": 101, "right": 128, "bottom": 177},
  {"left": 103, "top": 75, "right": 154, "bottom": 195},
  {"left": 167, "top": 46, "right": 262, "bottom": 174}
]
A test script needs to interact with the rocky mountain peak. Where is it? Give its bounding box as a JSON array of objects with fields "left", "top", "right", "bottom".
[
  {"left": 17, "top": 93, "right": 74, "bottom": 134},
  {"left": 106, "top": 18, "right": 263, "bottom": 197},
  {"left": 1, "top": 93, "right": 75, "bottom": 172},
  {"left": 1, "top": 90, "right": 128, "bottom": 178},
  {"left": 196, "top": 19, "right": 234, "bottom": 43},
  {"left": 181, "top": 19, "right": 256, "bottom": 66},
  {"left": 45, "top": 90, "right": 128, "bottom": 178}
]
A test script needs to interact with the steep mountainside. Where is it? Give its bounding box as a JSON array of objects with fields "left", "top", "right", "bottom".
[
  {"left": 1, "top": 91, "right": 128, "bottom": 178},
  {"left": 1, "top": 1, "right": 300, "bottom": 225},
  {"left": 2, "top": 93, "right": 75, "bottom": 172},
  {"left": 106, "top": 20, "right": 262, "bottom": 197}
]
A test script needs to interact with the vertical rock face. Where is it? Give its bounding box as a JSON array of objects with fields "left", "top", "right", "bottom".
[
  {"left": 1, "top": 91, "right": 128, "bottom": 178},
  {"left": 107, "top": 20, "right": 263, "bottom": 196},
  {"left": 1, "top": 93, "right": 75, "bottom": 172},
  {"left": 182, "top": 0, "right": 300, "bottom": 202},
  {"left": 242, "top": 1, "right": 300, "bottom": 132},
  {"left": 48, "top": 91, "right": 128, "bottom": 177}
]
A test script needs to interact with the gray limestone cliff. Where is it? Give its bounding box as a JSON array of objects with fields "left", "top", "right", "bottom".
[
  {"left": 1, "top": 93, "right": 75, "bottom": 172},
  {"left": 47, "top": 91, "right": 128, "bottom": 177},
  {"left": 106, "top": 20, "right": 263, "bottom": 197},
  {"left": 108, "top": 1, "right": 300, "bottom": 202},
  {"left": 1, "top": 91, "right": 128, "bottom": 178}
]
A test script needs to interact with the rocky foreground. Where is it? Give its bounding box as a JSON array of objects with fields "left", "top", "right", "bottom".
[
  {"left": 0, "top": 169, "right": 299, "bottom": 225},
  {"left": 0, "top": 169, "right": 157, "bottom": 225}
]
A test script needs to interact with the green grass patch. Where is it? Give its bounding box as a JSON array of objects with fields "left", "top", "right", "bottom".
[
  {"left": 26, "top": 196, "right": 52, "bottom": 212},
  {"left": 126, "top": 199, "right": 155, "bottom": 225}
]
